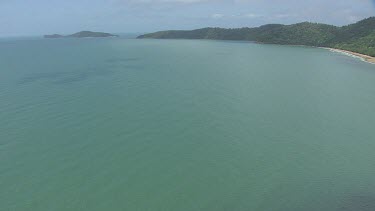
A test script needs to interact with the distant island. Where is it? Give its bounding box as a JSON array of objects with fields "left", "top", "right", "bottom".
[
  {"left": 138, "top": 17, "right": 375, "bottom": 62},
  {"left": 44, "top": 31, "right": 118, "bottom": 38}
]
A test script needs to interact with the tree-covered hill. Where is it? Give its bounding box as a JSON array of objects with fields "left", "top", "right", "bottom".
[{"left": 138, "top": 17, "right": 375, "bottom": 57}]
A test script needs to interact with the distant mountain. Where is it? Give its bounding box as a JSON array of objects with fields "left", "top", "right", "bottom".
[
  {"left": 44, "top": 31, "right": 118, "bottom": 38},
  {"left": 44, "top": 34, "right": 64, "bottom": 38},
  {"left": 138, "top": 17, "right": 375, "bottom": 57}
]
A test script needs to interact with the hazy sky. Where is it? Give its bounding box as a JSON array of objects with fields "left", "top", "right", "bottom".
[{"left": 1, "top": 0, "right": 374, "bottom": 36}]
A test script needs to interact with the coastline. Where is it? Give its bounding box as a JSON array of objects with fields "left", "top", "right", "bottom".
[
  {"left": 139, "top": 36, "right": 375, "bottom": 65},
  {"left": 322, "top": 47, "right": 375, "bottom": 64}
]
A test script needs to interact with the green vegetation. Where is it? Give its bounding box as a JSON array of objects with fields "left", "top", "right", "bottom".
[
  {"left": 44, "top": 31, "right": 118, "bottom": 38},
  {"left": 138, "top": 17, "right": 375, "bottom": 57}
]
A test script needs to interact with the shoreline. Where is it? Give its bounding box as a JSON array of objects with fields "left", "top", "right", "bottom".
[
  {"left": 140, "top": 38, "right": 375, "bottom": 65},
  {"left": 322, "top": 47, "right": 375, "bottom": 64}
]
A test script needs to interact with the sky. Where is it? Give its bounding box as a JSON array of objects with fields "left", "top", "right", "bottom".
[{"left": 0, "top": 0, "right": 374, "bottom": 36}]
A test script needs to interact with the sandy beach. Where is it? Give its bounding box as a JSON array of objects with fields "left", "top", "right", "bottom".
[{"left": 323, "top": 48, "right": 375, "bottom": 64}]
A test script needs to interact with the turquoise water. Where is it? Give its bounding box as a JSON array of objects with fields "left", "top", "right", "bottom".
[{"left": 1, "top": 38, "right": 375, "bottom": 211}]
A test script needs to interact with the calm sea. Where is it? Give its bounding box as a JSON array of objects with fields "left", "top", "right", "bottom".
[{"left": 1, "top": 37, "right": 375, "bottom": 211}]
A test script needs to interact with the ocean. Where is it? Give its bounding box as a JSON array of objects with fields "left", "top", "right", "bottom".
[{"left": 1, "top": 37, "right": 375, "bottom": 211}]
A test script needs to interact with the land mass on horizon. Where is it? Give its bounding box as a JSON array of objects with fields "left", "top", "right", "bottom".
[
  {"left": 138, "top": 17, "right": 375, "bottom": 60},
  {"left": 44, "top": 31, "right": 118, "bottom": 38}
]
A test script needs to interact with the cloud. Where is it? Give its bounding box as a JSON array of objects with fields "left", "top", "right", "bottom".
[
  {"left": 211, "top": 13, "right": 263, "bottom": 19},
  {"left": 211, "top": 13, "right": 225, "bottom": 19},
  {"left": 243, "top": 13, "right": 261, "bottom": 18}
]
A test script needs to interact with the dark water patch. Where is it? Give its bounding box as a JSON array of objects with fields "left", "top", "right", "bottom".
[
  {"left": 51, "top": 72, "right": 92, "bottom": 84},
  {"left": 104, "top": 57, "right": 141, "bottom": 70},
  {"left": 105, "top": 57, "right": 140, "bottom": 63},
  {"left": 18, "top": 68, "right": 114, "bottom": 85},
  {"left": 105, "top": 63, "right": 141, "bottom": 70},
  {"left": 19, "top": 72, "right": 68, "bottom": 84},
  {"left": 53, "top": 69, "right": 114, "bottom": 84},
  {"left": 339, "top": 194, "right": 375, "bottom": 211},
  {"left": 116, "top": 65, "right": 140, "bottom": 70}
]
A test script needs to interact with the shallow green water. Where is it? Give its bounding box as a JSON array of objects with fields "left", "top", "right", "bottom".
[{"left": 1, "top": 38, "right": 375, "bottom": 211}]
